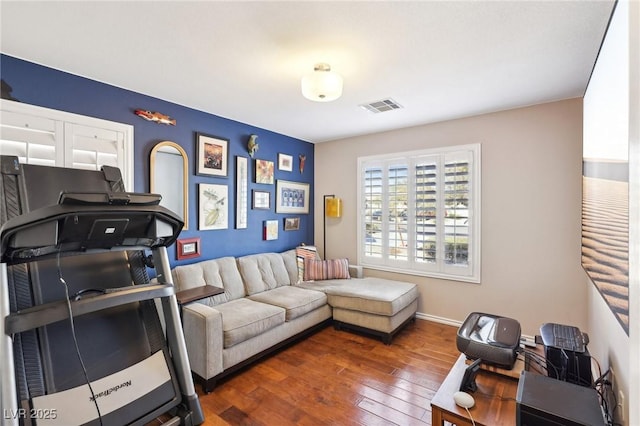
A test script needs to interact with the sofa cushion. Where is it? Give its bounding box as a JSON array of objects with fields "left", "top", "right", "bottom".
[
  {"left": 248, "top": 286, "right": 327, "bottom": 321},
  {"left": 304, "top": 258, "right": 350, "bottom": 281},
  {"left": 237, "top": 252, "right": 292, "bottom": 295},
  {"left": 281, "top": 249, "right": 302, "bottom": 285},
  {"left": 298, "top": 277, "right": 418, "bottom": 317},
  {"left": 214, "top": 298, "right": 285, "bottom": 348},
  {"left": 172, "top": 256, "right": 245, "bottom": 305}
]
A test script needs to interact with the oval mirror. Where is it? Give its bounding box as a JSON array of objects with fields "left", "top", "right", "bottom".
[{"left": 150, "top": 141, "right": 188, "bottom": 229}]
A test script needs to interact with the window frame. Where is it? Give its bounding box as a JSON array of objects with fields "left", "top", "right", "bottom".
[{"left": 357, "top": 143, "right": 481, "bottom": 283}]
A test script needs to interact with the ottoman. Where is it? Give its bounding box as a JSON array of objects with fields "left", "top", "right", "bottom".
[{"left": 298, "top": 277, "right": 418, "bottom": 344}]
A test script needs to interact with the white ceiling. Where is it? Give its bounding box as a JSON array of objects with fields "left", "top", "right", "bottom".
[{"left": 1, "top": 1, "right": 615, "bottom": 143}]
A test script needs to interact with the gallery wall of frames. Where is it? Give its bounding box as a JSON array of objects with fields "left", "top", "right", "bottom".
[{"left": 0, "top": 54, "right": 315, "bottom": 267}]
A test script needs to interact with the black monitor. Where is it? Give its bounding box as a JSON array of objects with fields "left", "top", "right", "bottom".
[{"left": 459, "top": 358, "right": 482, "bottom": 393}]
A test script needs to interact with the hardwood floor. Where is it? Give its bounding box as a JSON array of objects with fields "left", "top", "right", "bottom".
[{"left": 192, "top": 319, "right": 460, "bottom": 426}]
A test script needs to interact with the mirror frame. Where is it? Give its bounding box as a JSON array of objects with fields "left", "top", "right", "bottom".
[{"left": 150, "top": 141, "right": 189, "bottom": 230}]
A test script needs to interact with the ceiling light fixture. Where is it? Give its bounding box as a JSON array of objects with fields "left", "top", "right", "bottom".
[{"left": 301, "top": 63, "right": 343, "bottom": 102}]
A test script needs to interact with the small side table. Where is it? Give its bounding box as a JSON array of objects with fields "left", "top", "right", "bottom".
[
  {"left": 175, "top": 285, "right": 224, "bottom": 312},
  {"left": 431, "top": 354, "right": 519, "bottom": 426}
]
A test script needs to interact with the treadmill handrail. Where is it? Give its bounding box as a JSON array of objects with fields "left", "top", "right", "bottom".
[
  {"left": 4, "top": 283, "right": 175, "bottom": 335},
  {"left": 0, "top": 199, "right": 183, "bottom": 261},
  {"left": 58, "top": 191, "right": 162, "bottom": 206}
]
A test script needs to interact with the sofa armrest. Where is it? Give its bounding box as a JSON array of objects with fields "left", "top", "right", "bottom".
[
  {"left": 182, "top": 303, "right": 224, "bottom": 380},
  {"left": 349, "top": 265, "right": 363, "bottom": 279}
]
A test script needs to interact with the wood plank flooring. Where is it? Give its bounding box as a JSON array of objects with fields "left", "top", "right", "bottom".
[{"left": 191, "top": 319, "right": 460, "bottom": 426}]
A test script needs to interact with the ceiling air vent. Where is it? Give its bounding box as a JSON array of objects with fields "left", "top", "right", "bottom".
[{"left": 360, "top": 98, "right": 403, "bottom": 114}]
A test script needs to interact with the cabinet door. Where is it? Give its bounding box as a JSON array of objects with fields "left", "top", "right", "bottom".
[{"left": 0, "top": 110, "right": 64, "bottom": 166}]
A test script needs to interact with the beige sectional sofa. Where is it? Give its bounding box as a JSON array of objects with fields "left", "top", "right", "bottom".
[{"left": 171, "top": 249, "right": 418, "bottom": 392}]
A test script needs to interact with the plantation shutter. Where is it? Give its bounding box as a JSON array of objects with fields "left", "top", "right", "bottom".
[
  {"left": 414, "top": 157, "right": 438, "bottom": 265},
  {"left": 358, "top": 144, "right": 480, "bottom": 283},
  {"left": 387, "top": 165, "right": 409, "bottom": 261},
  {"left": 0, "top": 101, "right": 133, "bottom": 190},
  {"left": 363, "top": 165, "right": 383, "bottom": 258},
  {"left": 442, "top": 151, "right": 472, "bottom": 273},
  {"left": 64, "top": 123, "right": 124, "bottom": 171},
  {"left": 0, "top": 111, "right": 63, "bottom": 166}
]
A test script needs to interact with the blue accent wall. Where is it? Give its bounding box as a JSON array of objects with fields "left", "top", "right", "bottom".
[{"left": 0, "top": 54, "right": 314, "bottom": 265}]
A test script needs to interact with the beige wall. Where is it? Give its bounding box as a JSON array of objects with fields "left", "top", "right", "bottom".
[{"left": 315, "top": 98, "right": 587, "bottom": 336}]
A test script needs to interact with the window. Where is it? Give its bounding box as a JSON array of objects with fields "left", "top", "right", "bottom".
[
  {"left": 0, "top": 100, "right": 133, "bottom": 190},
  {"left": 357, "top": 143, "right": 481, "bottom": 282}
]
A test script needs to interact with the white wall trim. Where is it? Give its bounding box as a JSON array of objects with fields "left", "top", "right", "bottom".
[{"left": 416, "top": 312, "right": 462, "bottom": 327}]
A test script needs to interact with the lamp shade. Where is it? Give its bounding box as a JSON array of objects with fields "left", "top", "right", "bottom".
[
  {"left": 325, "top": 197, "right": 342, "bottom": 218},
  {"left": 301, "top": 63, "right": 343, "bottom": 102}
]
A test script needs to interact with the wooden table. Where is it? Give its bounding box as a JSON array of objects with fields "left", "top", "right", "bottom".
[
  {"left": 431, "top": 354, "right": 520, "bottom": 426},
  {"left": 175, "top": 285, "right": 224, "bottom": 305}
]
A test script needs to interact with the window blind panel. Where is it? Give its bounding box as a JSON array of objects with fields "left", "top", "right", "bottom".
[
  {"left": 444, "top": 158, "right": 470, "bottom": 266},
  {"left": 65, "top": 123, "right": 124, "bottom": 171},
  {"left": 71, "top": 134, "right": 120, "bottom": 153},
  {"left": 0, "top": 110, "right": 58, "bottom": 133},
  {"left": 0, "top": 139, "right": 57, "bottom": 162},
  {"left": 388, "top": 165, "right": 408, "bottom": 261},
  {"left": 71, "top": 150, "right": 119, "bottom": 170},
  {"left": 363, "top": 167, "right": 383, "bottom": 258},
  {"left": 415, "top": 159, "right": 438, "bottom": 264},
  {"left": 97, "top": 152, "right": 119, "bottom": 168},
  {"left": 72, "top": 148, "right": 98, "bottom": 169},
  {"left": 0, "top": 126, "right": 58, "bottom": 147},
  {"left": 0, "top": 113, "right": 61, "bottom": 165}
]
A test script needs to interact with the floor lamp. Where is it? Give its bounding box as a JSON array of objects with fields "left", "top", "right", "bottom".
[{"left": 323, "top": 194, "right": 342, "bottom": 260}]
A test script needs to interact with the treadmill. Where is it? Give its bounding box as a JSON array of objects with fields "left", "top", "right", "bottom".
[{"left": 0, "top": 156, "right": 203, "bottom": 425}]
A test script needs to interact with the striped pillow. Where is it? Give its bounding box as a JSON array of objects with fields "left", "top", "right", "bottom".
[{"left": 304, "top": 258, "right": 350, "bottom": 281}]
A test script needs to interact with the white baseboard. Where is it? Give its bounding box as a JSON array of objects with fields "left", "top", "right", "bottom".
[{"left": 416, "top": 312, "right": 463, "bottom": 328}]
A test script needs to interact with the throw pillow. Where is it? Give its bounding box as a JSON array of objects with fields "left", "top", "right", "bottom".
[{"left": 304, "top": 258, "right": 350, "bottom": 281}]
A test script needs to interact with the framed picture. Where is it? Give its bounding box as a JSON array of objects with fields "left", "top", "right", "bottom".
[
  {"left": 284, "top": 217, "right": 300, "bottom": 231},
  {"left": 236, "top": 156, "right": 248, "bottom": 229},
  {"left": 583, "top": 91, "right": 630, "bottom": 334},
  {"left": 176, "top": 237, "right": 201, "bottom": 260},
  {"left": 197, "top": 132, "right": 229, "bottom": 177},
  {"left": 263, "top": 220, "right": 278, "bottom": 240},
  {"left": 276, "top": 180, "right": 309, "bottom": 214},
  {"left": 252, "top": 190, "right": 270, "bottom": 210},
  {"left": 199, "top": 183, "right": 228, "bottom": 230},
  {"left": 278, "top": 153, "right": 293, "bottom": 172},
  {"left": 255, "top": 159, "right": 274, "bottom": 184}
]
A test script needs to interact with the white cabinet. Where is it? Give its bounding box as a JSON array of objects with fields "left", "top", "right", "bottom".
[{"left": 0, "top": 100, "right": 134, "bottom": 190}]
